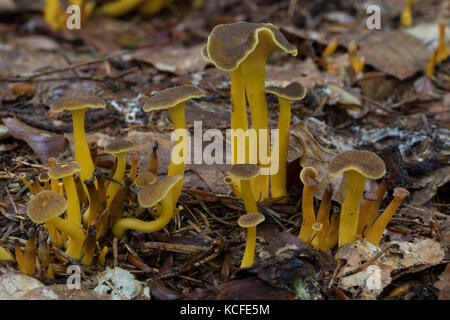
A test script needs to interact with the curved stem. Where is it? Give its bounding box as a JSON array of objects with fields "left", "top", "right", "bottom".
[
  {"left": 298, "top": 185, "right": 316, "bottom": 242},
  {"left": 365, "top": 197, "right": 403, "bottom": 246},
  {"left": 106, "top": 152, "right": 126, "bottom": 206},
  {"left": 72, "top": 109, "right": 95, "bottom": 189},
  {"left": 240, "top": 226, "right": 256, "bottom": 268},
  {"left": 338, "top": 170, "right": 366, "bottom": 246},
  {"left": 270, "top": 97, "right": 291, "bottom": 202},
  {"left": 112, "top": 193, "right": 174, "bottom": 239},
  {"left": 49, "top": 217, "right": 85, "bottom": 261},
  {"left": 62, "top": 176, "right": 81, "bottom": 226}
]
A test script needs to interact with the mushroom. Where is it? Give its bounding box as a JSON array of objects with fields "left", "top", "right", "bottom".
[
  {"left": 327, "top": 211, "right": 340, "bottom": 250},
  {"left": 38, "top": 172, "right": 50, "bottom": 190},
  {"left": 134, "top": 172, "right": 157, "bottom": 188},
  {"left": 401, "top": 0, "right": 415, "bottom": 28},
  {"left": 44, "top": 0, "right": 66, "bottom": 30},
  {"left": 50, "top": 96, "right": 106, "bottom": 188},
  {"left": 148, "top": 141, "right": 159, "bottom": 175},
  {"left": 223, "top": 176, "right": 240, "bottom": 198},
  {"left": 48, "top": 162, "right": 82, "bottom": 226},
  {"left": 27, "top": 191, "right": 85, "bottom": 260},
  {"left": 112, "top": 175, "right": 182, "bottom": 239},
  {"left": 32, "top": 178, "right": 44, "bottom": 194},
  {"left": 227, "top": 164, "right": 260, "bottom": 213},
  {"left": 128, "top": 151, "right": 140, "bottom": 181},
  {"left": 314, "top": 186, "right": 332, "bottom": 251},
  {"left": 436, "top": 22, "right": 450, "bottom": 63},
  {"left": 264, "top": 82, "right": 307, "bottom": 202},
  {"left": 143, "top": 85, "right": 205, "bottom": 205},
  {"left": 356, "top": 191, "right": 379, "bottom": 235},
  {"left": 205, "top": 22, "right": 298, "bottom": 200},
  {"left": 238, "top": 212, "right": 265, "bottom": 268},
  {"left": 15, "top": 236, "right": 36, "bottom": 275},
  {"left": 20, "top": 173, "right": 33, "bottom": 193},
  {"left": 348, "top": 41, "right": 365, "bottom": 75},
  {"left": 322, "top": 39, "right": 339, "bottom": 59},
  {"left": 98, "top": 0, "right": 145, "bottom": 17},
  {"left": 48, "top": 157, "right": 59, "bottom": 193},
  {"left": 310, "top": 222, "right": 324, "bottom": 249},
  {"left": 298, "top": 167, "right": 319, "bottom": 243},
  {"left": 329, "top": 150, "right": 386, "bottom": 246},
  {"left": 0, "top": 245, "right": 14, "bottom": 261},
  {"left": 82, "top": 225, "right": 96, "bottom": 265},
  {"left": 365, "top": 187, "right": 410, "bottom": 246},
  {"left": 104, "top": 139, "right": 135, "bottom": 206}
]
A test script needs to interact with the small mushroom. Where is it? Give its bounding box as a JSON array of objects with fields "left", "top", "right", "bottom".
[
  {"left": 134, "top": 172, "right": 157, "bottom": 188},
  {"left": 265, "top": 82, "right": 307, "bottom": 202},
  {"left": 128, "top": 151, "right": 140, "bottom": 181},
  {"left": 365, "top": 187, "right": 410, "bottom": 246},
  {"left": 19, "top": 173, "right": 33, "bottom": 193},
  {"left": 436, "top": 22, "right": 450, "bottom": 63},
  {"left": 205, "top": 22, "right": 298, "bottom": 200},
  {"left": 356, "top": 191, "right": 379, "bottom": 235},
  {"left": 104, "top": 139, "right": 135, "bottom": 206},
  {"left": 112, "top": 175, "right": 182, "bottom": 239},
  {"left": 48, "top": 162, "right": 82, "bottom": 226},
  {"left": 298, "top": 167, "right": 319, "bottom": 243},
  {"left": 15, "top": 236, "right": 36, "bottom": 275},
  {"left": 148, "top": 141, "right": 159, "bottom": 175},
  {"left": 329, "top": 150, "right": 386, "bottom": 246},
  {"left": 50, "top": 96, "right": 106, "bottom": 187},
  {"left": 400, "top": 0, "right": 415, "bottom": 28},
  {"left": 348, "top": 41, "right": 365, "bottom": 75},
  {"left": 314, "top": 186, "right": 332, "bottom": 251},
  {"left": 38, "top": 172, "right": 50, "bottom": 190},
  {"left": 227, "top": 164, "right": 260, "bottom": 213},
  {"left": 0, "top": 245, "right": 14, "bottom": 261},
  {"left": 327, "top": 210, "right": 340, "bottom": 250},
  {"left": 27, "top": 191, "right": 85, "bottom": 261},
  {"left": 143, "top": 85, "right": 205, "bottom": 205},
  {"left": 238, "top": 212, "right": 265, "bottom": 268}
]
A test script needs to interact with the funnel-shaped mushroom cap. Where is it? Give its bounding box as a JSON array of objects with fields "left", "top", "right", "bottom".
[
  {"left": 48, "top": 162, "right": 81, "bottom": 179},
  {"left": 138, "top": 175, "right": 182, "bottom": 208},
  {"left": 206, "top": 22, "right": 297, "bottom": 71},
  {"left": 265, "top": 82, "right": 307, "bottom": 101},
  {"left": 329, "top": 150, "right": 386, "bottom": 179},
  {"left": 134, "top": 172, "right": 157, "bottom": 187},
  {"left": 27, "top": 190, "right": 68, "bottom": 224},
  {"left": 238, "top": 212, "right": 265, "bottom": 228},
  {"left": 38, "top": 172, "right": 50, "bottom": 183},
  {"left": 300, "top": 167, "right": 319, "bottom": 187},
  {"left": 143, "top": 85, "right": 205, "bottom": 112},
  {"left": 50, "top": 96, "right": 106, "bottom": 113},
  {"left": 393, "top": 187, "right": 410, "bottom": 199},
  {"left": 312, "top": 222, "right": 323, "bottom": 232},
  {"left": 104, "top": 140, "right": 135, "bottom": 155},
  {"left": 228, "top": 164, "right": 260, "bottom": 180}
]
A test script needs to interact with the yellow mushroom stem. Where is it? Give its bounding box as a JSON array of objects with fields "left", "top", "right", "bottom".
[
  {"left": 48, "top": 217, "right": 85, "bottom": 261},
  {"left": 106, "top": 152, "right": 127, "bottom": 206},
  {"left": 327, "top": 211, "right": 340, "bottom": 250},
  {"left": 240, "top": 35, "right": 273, "bottom": 201},
  {"left": 20, "top": 174, "right": 33, "bottom": 193},
  {"left": 0, "top": 245, "right": 13, "bottom": 261},
  {"left": 98, "top": 246, "right": 108, "bottom": 265},
  {"left": 241, "top": 226, "right": 257, "bottom": 268},
  {"left": 15, "top": 236, "right": 36, "bottom": 275},
  {"left": 223, "top": 176, "right": 240, "bottom": 198},
  {"left": 298, "top": 183, "right": 317, "bottom": 243},
  {"left": 310, "top": 222, "right": 325, "bottom": 250},
  {"left": 401, "top": 0, "right": 414, "bottom": 28},
  {"left": 112, "top": 192, "right": 174, "bottom": 239},
  {"left": 71, "top": 108, "right": 96, "bottom": 191},
  {"left": 62, "top": 176, "right": 81, "bottom": 226},
  {"left": 313, "top": 188, "right": 332, "bottom": 251},
  {"left": 46, "top": 264, "right": 55, "bottom": 279},
  {"left": 436, "top": 23, "right": 450, "bottom": 63},
  {"left": 322, "top": 39, "right": 339, "bottom": 59},
  {"left": 48, "top": 157, "right": 59, "bottom": 193},
  {"left": 45, "top": 223, "right": 64, "bottom": 248},
  {"left": 338, "top": 170, "right": 366, "bottom": 246},
  {"left": 230, "top": 65, "right": 249, "bottom": 194},
  {"left": 239, "top": 179, "right": 258, "bottom": 213},
  {"left": 43, "top": 180, "right": 50, "bottom": 190},
  {"left": 357, "top": 180, "right": 387, "bottom": 234},
  {"left": 148, "top": 142, "right": 158, "bottom": 175},
  {"left": 167, "top": 102, "right": 187, "bottom": 205},
  {"left": 108, "top": 181, "right": 130, "bottom": 227},
  {"left": 128, "top": 152, "right": 140, "bottom": 181},
  {"left": 270, "top": 96, "right": 291, "bottom": 202},
  {"left": 32, "top": 179, "right": 44, "bottom": 194},
  {"left": 365, "top": 192, "right": 409, "bottom": 246},
  {"left": 98, "top": 0, "right": 145, "bottom": 17},
  {"left": 426, "top": 49, "right": 437, "bottom": 78},
  {"left": 81, "top": 225, "right": 96, "bottom": 265}
]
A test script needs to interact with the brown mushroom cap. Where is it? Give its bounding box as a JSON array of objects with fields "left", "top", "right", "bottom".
[
  {"left": 38, "top": 172, "right": 50, "bottom": 183},
  {"left": 300, "top": 167, "right": 319, "bottom": 187},
  {"left": 393, "top": 187, "right": 410, "bottom": 199},
  {"left": 104, "top": 140, "right": 135, "bottom": 155},
  {"left": 328, "top": 150, "right": 386, "bottom": 179},
  {"left": 48, "top": 162, "right": 81, "bottom": 179},
  {"left": 143, "top": 85, "right": 205, "bottom": 112},
  {"left": 50, "top": 96, "right": 106, "bottom": 113},
  {"left": 27, "top": 190, "right": 68, "bottom": 224},
  {"left": 238, "top": 212, "right": 265, "bottom": 228},
  {"left": 134, "top": 172, "right": 157, "bottom": 187},
  {"left": 138, "top": 175, "right": 182, "bottom": 208},
  {"left": 201, "top": 44, "right": 209, "bottom": 62},
  {"left": 312, "top": 222, "right": 323, "bottom": 232},
  {"left": 206, "top": 22, "right": 297, "bottom": 71},
  {"left": 228, "top": 164, "right": 261, "bottom": 180},
  {"left": 265, "top": 82, "right": 307, "bottom": 101}
]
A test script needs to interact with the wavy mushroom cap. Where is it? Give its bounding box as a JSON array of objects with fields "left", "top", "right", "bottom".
[
  {"left": 228, "top": 164, "right": 261, "bottom": 180},
  {"left": 38, "top": 172, "right": 50, "bottom": 183},
  {"left": 138, "top": 175, "right": 182, "bottom": 208},
  {"left": 27, "top": 190, "right": 68, "bottom": 224},
  {"left": 300, "top": 167, "right": 319, "bottom": 187},
  {"left": 329, "top": 150, "right": 386, "bottom": 179},
  {"left": 393, "top": 187, "right": 410, "bottom": 199},
  {"left": 143, "top": 85, "right": 205, "bottom": 112},
  {"left": 206, "top": 22, "right": 297, "bottom": 71},
  {"left": 134, "top": 172, "right": 157, "bottom": 187},
  {"left": 238, "top": 212, "right": 265, "bottom": 228},
  {"left": 48, "top": 162, "right": 81, "bottom": 179},
  {"left": 265, "top": 82, "right": 307, "bottom": 101},
  {"left": 50, "top": 96, "right": 106, "bottom": 113},
  {"left": 104, "top": 139, "right": 135, "bottom": 155}
]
